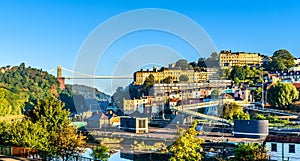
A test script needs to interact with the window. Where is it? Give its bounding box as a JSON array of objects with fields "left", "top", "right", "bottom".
[
  {"left": 289, "top": 144, "right": 295, "bottom": 153},
  {"left": 271, "top": 143, "right": 277, "bottom": 152}
]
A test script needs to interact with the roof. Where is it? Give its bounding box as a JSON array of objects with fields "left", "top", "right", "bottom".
[
  {"left": 265, "top": 135, "right": 300, "bottom": 144},
  {"left": 88, "top": 113, "right": 109, "bottom": 121}
]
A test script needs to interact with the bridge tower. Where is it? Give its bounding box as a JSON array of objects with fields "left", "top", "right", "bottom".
[{"left": 57, "top": 65, "right": 65, "bottom": 90}]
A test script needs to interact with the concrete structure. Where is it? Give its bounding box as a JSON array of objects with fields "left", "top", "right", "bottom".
[
  {"left": 120, "top": 117, "right": 148, "bottom": 133},
  {"left": 219, "top": 50, "right": 262, "bottom": 68},
  {"left": 265, "top": 135, "right": 300, "bottom": 161},
  {"left": 233, "top": 120, "right": 268, "bottom": 138}
]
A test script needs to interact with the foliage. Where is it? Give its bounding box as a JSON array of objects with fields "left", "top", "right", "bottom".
[
  {"left": 253, "top": 114, "right": 289, "bottom": 125},
  {"left": 222, "top": 102, "right": 250, "bottom": 120},
  {"left": 217, "top": 68, "right": 231, "bottom": 80},
  {"left": 162, "top": 76, "right": 173, "bottom": 84},
  {"left": 229, "top": 66, "right": 262, "bottom": 85},
  {"left": 0, "top": 63, "right": 61, "bottom": 114},
  {"left": 0, "top": 98, "right": 86, "bottom": 159},
  {"left": 179, "top": 75, "right": 189, "bottom": 82},
  {"left": 174, "top": 59, "right": 192, "bottom": 70},
  {"left": 0, "top": 87, "right": 28, "bottom": 116},
  {"left": 92, "top": 144, "right": 110, "bottom": 161},
  {"left": 251, "top": 87, "right": 262, "bottom": 102},
  {"left": 168, "top": 120, "right": 203, "bottom": 161},
  {"left": 211, "top": 89, "right": 220, "bottom": 98},
  {"left": 269, "top": 49, "right": 295, "bottom": 71},
  {"left": 142, "top": 74, "right": 155, "bottom": 96},
  {"left": 233, "top": 143, "right": 268, "bottom": 161},
  {"left": 267, "top": 82, "right": 298, "bottom": 109}
]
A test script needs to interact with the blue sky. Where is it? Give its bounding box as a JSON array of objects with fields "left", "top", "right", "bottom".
[{"left": 0, "top": 0, "right": 300, "bottom": 94}]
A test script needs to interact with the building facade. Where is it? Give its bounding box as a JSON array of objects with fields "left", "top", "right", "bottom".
[
  {"left": 133, "top": 67, "right": 210, "bottom": 85},
  {"left": 265, "top": 135, "right": 300, "bottom": 161},
  {"left": 219, "top": 50, "right": 262, "bottom": 68}
]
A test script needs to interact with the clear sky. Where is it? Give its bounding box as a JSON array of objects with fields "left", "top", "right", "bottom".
[{"left": 1, "top": 0, "right": 300, "bottom": 94}]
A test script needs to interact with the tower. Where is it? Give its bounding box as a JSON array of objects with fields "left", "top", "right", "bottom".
[{"left": 57, "top": 65, "right": 65, "bottom": 90}]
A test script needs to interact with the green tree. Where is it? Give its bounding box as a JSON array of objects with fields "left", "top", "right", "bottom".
[
  {"left": 222, "top": 102, "right": 250, "bottom": 120},
  {"left": 267, "top": 82, "right": 298, "bottom": 109},
  {"left": 162, "top": 76, "right": 173, "bottom": 84},
  {"left": 270, "top": 49, "right": 295, "bottom": 71},
  {"left": 211, "top": 89, "right": 220, "bottom": 98},
  {"left": 142, "top": 74, "right": 155, "bottom": 95},
  {"left": 92, "top": 144, "right": 110, "bottom": 161},
  {"left": 233, "top": 143, "right": 268, "bottom": 161},
  {"left": 27, "top": 97, "right": 86, "bottom": 158},
  {"left": 179, "top": 75, "right": 189, "bottom": 82},
  {"left": 251, "top": 87, "right": 262, "bottom": 102},
  {"left": 175, "top": 59, "right": 192, "bottom": 70},
  {"left": 168, "top": 121, "right": 203, "bottom": 161},
  {"left": 231, "top": 66, "right": 246, "bottom": 84}
]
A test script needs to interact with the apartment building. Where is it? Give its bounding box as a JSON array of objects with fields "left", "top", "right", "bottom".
[
  {"left": 133, "top": 67, "right": 209, "bottom": 85},
  {"left": 219, "top": 50, "right": 262, "bottom": 68},
  {"left": 265, "top": 135, "right": 300, "bottom": 161}
]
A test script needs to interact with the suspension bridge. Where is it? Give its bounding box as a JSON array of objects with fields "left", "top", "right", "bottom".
[{"left": 47, "top": 65, "right": 133, "bottom": 79}]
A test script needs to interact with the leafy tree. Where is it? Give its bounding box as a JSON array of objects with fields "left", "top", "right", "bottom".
[
  {"left": 251, "top": 87, "right": 262, "bottom": 102},
  {"left": 205, "top": 52, "right": 219, "bottom": 68},
  {"left": 211, "top": 89, "right": 220, "bottom": 98},
  {"left": 222, "top": 102, "right": 250, "bottom": 120},
  {"left": 233, "top": 143, "right": 268, "bottom": 161},
  {"left": 0, "top": 87, "right": 28, "bottom": 116},
  {"left": 142, "top": 74, "right": 155, "bottom": 96},
  {"left": 217, "top": 69, "right": 231, "bottom": 80},
  {"left": 197, "top": 58, "right": 207, "bottom": 68},
  {"left": 267, "top": 82, "right": 298, "bottom": 109},
  {"left": 27, "top": 97, "right": 86, "bottom": 158},
  {"left": 92, "top": 144, "right": 110, "bottom": 161},
  {"left": 179, "top": 75, "right": 189, "bottom": 82},
  {"left": 270, "top": 49, "right": 295, "bottom": 71},
  {"left": 168, "top": 120, "right": 203, "bottom": 161},
  {"left": 162, "top": 76, "right": 173, "bottom": 84},
  {"left": 175, "top": 59, "right": 192, "bottom": 70},
  {"left": 231, "top": 66, "right": 246, "bottom": 84}
]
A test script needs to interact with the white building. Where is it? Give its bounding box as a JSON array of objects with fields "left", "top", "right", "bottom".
[{"left": 265, "top": 135, "right": 300, "bottom": 161}]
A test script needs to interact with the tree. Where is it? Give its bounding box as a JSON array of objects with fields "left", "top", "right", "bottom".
[
  {"left": 211, "top": 89, "right": 220, "bottom": 98},
  {"left": 251, "top": 87, "right": 262, "bottom": 102},
  {"left": 231, "top": 66, "right": 246, "bottom": 84},
  {"left": 175, "top": 59, "right": 192, "bottom": 70},
  {"left": 233, "top": 143, "right": 268, "bottom": 161},
  {"left": 270, "top": 49, "right": 295, "bottom": 71},
  {"left": 27, "top": 97, "right": 86, "bottom": 158},
  {"left": 142, "top": 74, "right": 155, "bottom": 96},
  {"left": 179, "top": 75, "right": 189, "bottom": 82},
  {"left": 92, "top": 144, "right": 110, "bottom": 161},
  {"left": 267, "top": 82, "right": 298, "bottom": 109},
  {"left": 168, "top": 120, "right": 203, "bottom": 161},
  {"left": 222, "top": 102, "right": 250, "bottom": 120},
  {"left": 162, "top": 76, "right": 173, "bottom": 84}
]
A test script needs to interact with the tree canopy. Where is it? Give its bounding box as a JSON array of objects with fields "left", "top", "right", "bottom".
[
  {"left": 175, "top": 59, "right": 192, "bottom": 70},
  {"left": 268, "top": 49, "right": 295, "bottom": 71},
  {"left": 233, "top": 143, "right": 268, "bottom": 161},
  {"left": 0, "top": 97, "right": 86, "bottom": 159},
  {"left": 168, "top": 120, "right": 203, "bottom": 161},
  {"left": 222, "top": 102, "right": 250, "bottom": 120},
  {"left": 267, "top": 82, "right": 298, "bottom": 109},
  {"left": 179, "top": 75, "right": 189, "bottom": 82}
]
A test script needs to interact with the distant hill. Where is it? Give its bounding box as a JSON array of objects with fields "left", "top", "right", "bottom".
[
  {"left": 0, "top": 63, "right": 111, "bottom": 116},
  {"left": 71, "top": 84, "right": 110, "bottom": 101},
  {"left": 59, "top": 84, "right": 110, "bottom": 114},
  {"left": 0, "top": 63, "right": 60, "bottom": 115}
]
